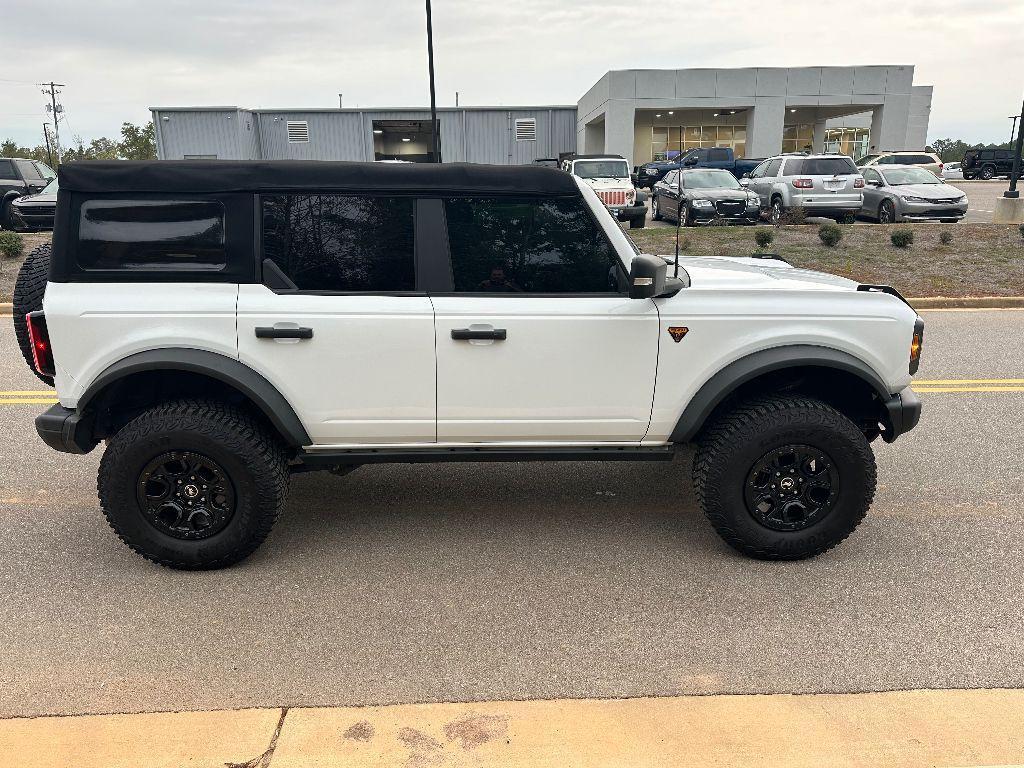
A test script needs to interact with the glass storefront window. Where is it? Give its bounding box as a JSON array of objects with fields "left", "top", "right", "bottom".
[{"left": 647, "top": 123, "right": 749, "bottom": 161}]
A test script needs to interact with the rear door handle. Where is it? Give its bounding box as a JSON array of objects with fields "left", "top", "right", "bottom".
[
  {"left": 255, "top": 326, "right": 313, "bottom": 340},
  {"left": 451, "top": 328, "right": 506, "bottom": 341}
]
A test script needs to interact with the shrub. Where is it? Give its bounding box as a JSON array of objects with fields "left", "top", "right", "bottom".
[
  {"left": 939, "top": 230, "right": 954, "bottom": 245},
  {"left": 0, "top": 231, "right": 24, "bottom": 260},
  {"left": 818, "top": 222, "right": 843, "bottom": 247},
  {"left": 754, "top": 228, "right": 774, "bottom": 248},
  {"left": 890, "top": 228, "right": 915, "bottom": 248},
  {"left": 780, "top": 205, "right": 806, "bottom": 226}
]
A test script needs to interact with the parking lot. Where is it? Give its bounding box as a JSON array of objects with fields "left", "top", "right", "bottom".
[
  {"left": 1, "top": 308, "right": 1022, "bottom": 720},
  {"left": 643, "top": 179, "right": 1011, "bottom": 227}
]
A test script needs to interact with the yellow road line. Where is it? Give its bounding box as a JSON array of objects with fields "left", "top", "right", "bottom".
[
  {"left": 0, "top": 398, "right": 58, "bottom": 404},
  {"left": 913, "top": 386, "right": 1024, "bottom": 393}
]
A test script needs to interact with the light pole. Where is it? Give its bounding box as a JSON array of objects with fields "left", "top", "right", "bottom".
[
  {"left": 425, "top": 0, "right": 441, "bottom": 163},
  {"left": 1010, "top": 115, "right": 1019, "bottom": 144},
  {"left": 1006, "top": 96, "right": 1024, "bottom": 199}
]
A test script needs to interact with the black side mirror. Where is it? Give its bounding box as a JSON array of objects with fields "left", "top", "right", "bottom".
[
  {"left": 630, "top": 173, "right": 639, "bottom": 185},
  {"left": 628, "top": 254, "right": 667, "bottom": 299}
]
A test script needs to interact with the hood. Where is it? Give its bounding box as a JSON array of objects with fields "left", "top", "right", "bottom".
[
  {"left": 890, "top": 183, "right": 963, "bottom": 200},
  {"left": 13, "top": 189, "right": 57, "bottom": 206},
  {"left": 582, "top": 176, "right": 633, "bottom": 191},
  {"left": 685, "top": 188, "right": 749, "bottom": 202},
  {"left": 663, "top": 255, "right": 859, "bottom": 292}
]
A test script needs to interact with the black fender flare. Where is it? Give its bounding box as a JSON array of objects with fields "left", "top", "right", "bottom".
[
  {"left": 79, "top": 348, "right": 311, "bottom": 447},
  {"left": 669, "top": 345, "right": 891, "bottom": 443}
]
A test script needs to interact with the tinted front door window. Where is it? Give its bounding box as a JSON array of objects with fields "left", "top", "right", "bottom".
[
  {"left": 261, "top": 195, "right": 415, "bottom": 292},
  {"left": 443, "top": 197, "right": 621, "bottom": 294}
]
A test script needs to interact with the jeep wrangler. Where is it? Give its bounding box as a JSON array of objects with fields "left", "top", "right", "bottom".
[{"left": 15, "top": 160, "right": 923, "bottom": 569}]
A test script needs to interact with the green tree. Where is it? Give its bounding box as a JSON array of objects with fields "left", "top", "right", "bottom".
[{"left": 118, "top": 121, "right": 156, "bottom": 160}]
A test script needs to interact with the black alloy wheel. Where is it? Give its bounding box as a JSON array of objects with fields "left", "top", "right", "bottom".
[
  {"left": 136, "top": 451, "right": 236, "bottom": 540},
  {"left": 743, "top": 445, "right": 839, "bottom": 532}
]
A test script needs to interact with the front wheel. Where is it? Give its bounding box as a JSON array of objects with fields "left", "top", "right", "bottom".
[
  {"left": 980, "top": 165, "right": 995, "bottom": 180},
  {"left": 652, "top": 195, "right": 663, "bottom": 221},
  {"left": 692, "top": 395, "right": 876, "bottom": 560},
  {"left": 98, "top": 400, "right": 289, "bottom": 569},
  {"left": 878, "top": 199, "right": 896, "bottom": 224}
]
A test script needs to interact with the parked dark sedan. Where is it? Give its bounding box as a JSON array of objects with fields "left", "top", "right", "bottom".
[
  {"left": 9, "top": 178, "right": 57, "bottom": 231},
  {"left": 651, "top": 168, "right": 762, "bottom": 225}
]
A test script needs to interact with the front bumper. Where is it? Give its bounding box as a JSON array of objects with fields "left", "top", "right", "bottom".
[
  {"left": 10, "top": 205, "right": 55, "bottom": 231},
  {"left": 614, "top": 204, "right": 648, "bottom": 221},
  {"left": 898, "top": 200, "right": 968, "bottom": 221},
  {"left": 691, "top": 204, "right": 760, "bottom": 224},
  {"left": 35, "top": 404, "right": 97, "bottom": 454},
  {"left": 881, "top": 387, "right": 922, "bottom": 443}
]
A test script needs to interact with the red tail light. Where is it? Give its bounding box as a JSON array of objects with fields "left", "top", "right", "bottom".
[
  {"left": 792, "top": 178, "right": 813, "bottom": 188},
  {"left": 854, "top": 178, "right": 865, "bottom": 188},
  {"left": 26, "top": 311, "right": 55, "bottom": 377},
  {"left": 938, "top": 163, "right": 944, "bottom": 172}
]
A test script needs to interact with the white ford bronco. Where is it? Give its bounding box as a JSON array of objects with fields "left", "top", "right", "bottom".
[{"left": 15, "top": 160, "right": 923, "bottom": 569}]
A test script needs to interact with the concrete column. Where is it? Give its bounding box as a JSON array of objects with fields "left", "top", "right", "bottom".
[
  {"left": 812, "top": 120, "right": 828, "bottom": 152},
  {"left": 869, "top": 95, "right": 912, "bottom": 152},
  {"left": 603, "top": 100, "right": 636, "bottom": 163},
  {"left": 583, "top": 120, "right": 605, "bottom": 154},
  {"left": 746, "top": 97, "right": 786, "bottom": 158}
]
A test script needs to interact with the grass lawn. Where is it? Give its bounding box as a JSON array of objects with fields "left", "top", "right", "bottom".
[
  {"left": 1, "top": 225, "right": 1022, "bottom": 301},
  {"left": 627, "top": 223, "right": 1024, "bottom": 297}
]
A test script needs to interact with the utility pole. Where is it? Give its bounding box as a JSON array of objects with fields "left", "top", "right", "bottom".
[
  {"left": 425, "top": 0, "right": 440, "bottom": 162},
  {"left": 42, "top": 124, "right": 54, "bottom": 168},
  {"left": 1011, "top": 115, "right": 1020, "bottom": 145},
  {"left": 40, "top": 82, "right": 65, "bottom": 164},
  {"left": 455, "top": 91, "right": 459, "bottom": 107}
]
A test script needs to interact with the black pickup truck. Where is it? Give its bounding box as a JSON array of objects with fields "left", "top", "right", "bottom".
[
  {"left": 1, "top": 158, "right": 56, "bottom": 229},
  {"left": 636, "top": 147, "right": 763, "bottom": 188}
]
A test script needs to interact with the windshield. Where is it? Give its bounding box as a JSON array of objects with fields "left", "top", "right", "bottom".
[
  {"left": 681, "top": 170, "right": 740, "bottom": 190},
  {"left": 881, "top": 167, "right": 941, "bottom": 185},
  {"left": 855, "top": 154, "right": 880, "bottom": 166},
  {"left": 574, "top": 160, "right": 630, "bottom": 179},
  {"left": 37, "top": 178, "right": 58, "bottom": 195}
]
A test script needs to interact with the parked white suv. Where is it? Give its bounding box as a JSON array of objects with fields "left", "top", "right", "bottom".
[
  {"left": 742, "top": 154, "right": 865, "bottom": 223},
  {"left": 16, "top": 161, "right": 923, "bottom": 569},
  {"left": 564, "top": 154, "right": 647, "bottom": 229}
]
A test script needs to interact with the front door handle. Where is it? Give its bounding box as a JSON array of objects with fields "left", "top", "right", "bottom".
[
  {"left": 255, "top": 326, "right": 314, "bottom": 340},
  {"left": 451, "top": 328, "right": 507, "bottom": 341}
]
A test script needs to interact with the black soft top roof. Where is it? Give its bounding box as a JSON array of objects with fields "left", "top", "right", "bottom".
[{"left": 57, "top": 160, "right": 580, "bottom": 196}]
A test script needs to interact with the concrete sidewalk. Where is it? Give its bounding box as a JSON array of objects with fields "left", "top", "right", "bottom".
[{"left": 3, "top": 688, "right": 1024, "bottom": 768}]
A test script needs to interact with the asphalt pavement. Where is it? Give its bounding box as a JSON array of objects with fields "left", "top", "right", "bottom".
[{"left": 0, "top": 309, "right": 1022, "bottom": 719}]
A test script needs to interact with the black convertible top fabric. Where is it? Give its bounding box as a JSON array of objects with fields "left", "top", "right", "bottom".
[{"left": 58, "top": 160, "right": 580, "bottom": 196}]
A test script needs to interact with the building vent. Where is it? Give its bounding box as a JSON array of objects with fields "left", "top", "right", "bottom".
[
  {"left": 287, "top": 120, "right": 309, "bottom": 143},
  {"left": 514, "top": 118, "right": 537, "bottom": 142}
]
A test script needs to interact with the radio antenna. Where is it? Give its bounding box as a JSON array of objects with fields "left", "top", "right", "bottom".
[{"left": 672, "top": 169, "right": 682, "bottom": 279}]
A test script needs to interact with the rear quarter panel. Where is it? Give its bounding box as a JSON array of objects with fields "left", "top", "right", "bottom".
[{"left": 43, "top": 282, "right": 239, "bottom": 408}]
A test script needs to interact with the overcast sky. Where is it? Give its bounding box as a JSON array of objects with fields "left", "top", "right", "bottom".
[{"left": 2, "top": 0, "right": 1022, "bottom": 149}]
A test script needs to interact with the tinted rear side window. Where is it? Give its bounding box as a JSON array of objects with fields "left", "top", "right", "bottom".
[
  {"left": 0, "top": 160, "right": 17, "bottom": 180},
  {"left": 444, "top": 196, "right": 622, "bottom": 294},
  {"left": 261, "top": 195, "right": 415, "bottom": 292},
  {"left": 77, "top": 199, "right": 226, "bottom": 271},
  {"left": 788, "top": 158, "right": 858, "bottom": 175},
  {"left": 15, "top": 160, "right": 42, "bottom": 181},
  {"left": 708, "top": 148, "right": 730, "bottom": 161}
]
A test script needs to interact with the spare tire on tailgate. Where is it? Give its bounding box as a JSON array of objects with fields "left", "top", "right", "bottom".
[{"left": 12, "top": 242, "right": 54, "bottom": 386}]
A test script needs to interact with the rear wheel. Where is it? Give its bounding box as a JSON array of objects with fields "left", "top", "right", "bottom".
[
  {"left": 693, "top": 395, "right": 876, "bottom": 560},
  {"left": 98, "top": 400, "right": 289, "bottom": 569},
  {"left": 878, "top": 199, "right": 895, "bottom": 224},
  {"left": 652, "top": 195, "right": 663, "bottom": 221},
  {"left": 770, "top": 198, "right": 784, "bottom": 225},
  {"left": 12, "top": 243, "right": 54, "bottom": 386}
]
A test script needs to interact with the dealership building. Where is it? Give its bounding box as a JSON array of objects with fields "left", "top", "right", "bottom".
[{"left": 152, "top": 65, "right": 932, "bottom": 167}]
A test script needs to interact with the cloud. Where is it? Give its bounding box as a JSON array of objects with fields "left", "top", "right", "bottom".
[{"left": 1, "top": 0, "right": 1021, "bottom": 147}]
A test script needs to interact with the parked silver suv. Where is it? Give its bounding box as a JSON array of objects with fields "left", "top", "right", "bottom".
[{"left": 742, "top": 154, "right": 865, "bottom": 223}]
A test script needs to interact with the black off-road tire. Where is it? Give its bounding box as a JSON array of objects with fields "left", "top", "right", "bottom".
[
  {"left": 12, "top": 243, "right": 54, "bottom": 386},
  {"left": 652, "top": 195, "right": 663, "bottom": 221},
  {"left": 97, "top": 400, "right": 289, "bottom": 569},
  {"left": 692, "top": 395, "right": 876, "bottom": 560}
]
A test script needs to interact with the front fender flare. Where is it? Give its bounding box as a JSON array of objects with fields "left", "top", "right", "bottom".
[
  {"left": 79, "top": 348, "right": 311, "bottom": 448},
  {"left": 669, "top": 345, "right": 891, "bottom": 443}
]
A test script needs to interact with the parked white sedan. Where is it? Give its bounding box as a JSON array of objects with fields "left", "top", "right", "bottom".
[{"left": 941, "top": 162, "right": 964, "bottom": 181}]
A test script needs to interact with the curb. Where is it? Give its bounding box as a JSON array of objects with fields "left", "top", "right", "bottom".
[
  {"left": 0, "top": 302, "right": 11, "bottom": 316},
  {"left": 909, "top": 296, "right": 1024, "bottom": 309}
]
